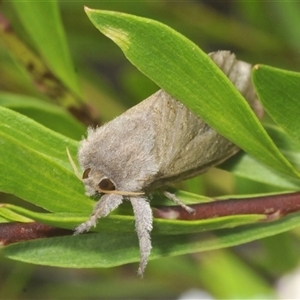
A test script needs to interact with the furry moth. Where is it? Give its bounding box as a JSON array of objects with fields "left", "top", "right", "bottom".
[{"left": 75, "top": 51, "right": 263, "bottom": 276}]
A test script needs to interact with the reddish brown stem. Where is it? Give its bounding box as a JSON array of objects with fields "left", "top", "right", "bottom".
[
  {"left": 2, "top": 192, "right": 300, "bottom": 246},
  {"left": 153, "top": 191, "right": 300, "bottom": 221},
  {"left": 0, "top": 222, "right": 71, "bottom": 246}
]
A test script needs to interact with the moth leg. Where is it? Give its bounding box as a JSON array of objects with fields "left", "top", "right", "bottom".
[
  {"left": 74, "top": 194, "right": 123, "bottom": 235},
  {"left": 130, "top": 197, "right": 153, "bottom": 277},
  {"left": 163, "top": 191, "right": 195, "bottom": 213}
]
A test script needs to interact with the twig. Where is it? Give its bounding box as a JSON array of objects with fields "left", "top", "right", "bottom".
[
  {"left": 0, "top": 222, "right": 71, "bottom": 246},
  {"left": 153, "top": 191, "right": 300, "bottom": 221},
  {"left": 0, "top": 12, "right": 99, "bottom": 127},
  {"left": 2, "top": 192, "right": 300, "bottom": 246}
]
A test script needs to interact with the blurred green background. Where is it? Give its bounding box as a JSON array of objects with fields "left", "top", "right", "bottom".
[{"left": 1, "top": 1, "right": 300, "bottom": 299}]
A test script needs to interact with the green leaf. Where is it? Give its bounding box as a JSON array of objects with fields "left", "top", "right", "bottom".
[
  {"left": 0, "top": 206, "right": 32, "bottom": 223},
  {"left": 0, "top": 106, "right": 92, "bottom": 213},
  {"left": 1, "top": 105, "right": 300, "bottom": 270},
  {"left": 270, "top": 2, "right": 300, "bottom": 52},
  {"left": 0, "top": 204, "right": 264, "bottom": 235},
  {"left": 222, "top": 124, "right": 300, "bottom": 190},
  {"left": 0, "top": 216, "right": 9, "bottom": 223},
  {"left": 84, "top": 8, "right": 299, "bottom": 179},
  {"left": 1, "top": 105, "right": 263, "bottom": 235},
  {"left": 2, "top": 212, "right": 300, "bottom": 268},
  {"left": 0, "top": 92, "right": 85, "bottom": 140},
  {"left": 252, "top": 65, "right": 300, "bottom": 145},
  {"left": 11, "top": 1, "right": 81, "bottom": 96},
  {"left": 224, "top": 153, "right": 300, "bottom": 190},
  {"left": 198, "top": 250, "right": 273, "bottom": 298}
]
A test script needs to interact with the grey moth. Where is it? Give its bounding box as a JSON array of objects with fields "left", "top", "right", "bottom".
[{"left": 75, "top": 51, "right": 263, "bottom": 276}]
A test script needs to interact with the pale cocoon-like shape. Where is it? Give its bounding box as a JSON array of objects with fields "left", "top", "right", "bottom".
[{"left": 75, "top": 51, "right": 263, "bottom": 276}]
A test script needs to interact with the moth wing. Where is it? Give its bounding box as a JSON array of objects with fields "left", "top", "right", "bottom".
[
  {"left": 145, "top": 51, "right": 261, "bottom": 188},
  {"left": 146, "top": 91, "right": 238, "bottom": 188}
]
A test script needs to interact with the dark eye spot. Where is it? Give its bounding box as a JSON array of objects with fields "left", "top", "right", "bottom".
[
  {"left": 82, "top": 168, "right": 91, "bottom": 179},
  {"left": 98, "top": 178, "right": 115, "bottom": 191}
]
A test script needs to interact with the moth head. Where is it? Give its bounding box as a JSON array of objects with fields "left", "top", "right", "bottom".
[
  {"left": 66, "top": 147, "right": 144, "bottom": 197},
  {"left": 82, "top": 167, "right": 143, "bottom": 197},
  {"left": 82, "top": 167, "right": 116, "bottom": 196}
]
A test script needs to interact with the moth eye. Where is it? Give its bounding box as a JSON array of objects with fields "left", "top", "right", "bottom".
[
  {"left": 98, "top": 178, "right": 115, "bottom": 191},
  {"left": 82, "top": 168, "right": 91, "bottom": 179}
]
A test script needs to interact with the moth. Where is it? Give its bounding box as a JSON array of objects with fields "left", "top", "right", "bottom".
[{"left": 75, "top": 51, "right": 263, "bottom": 276}]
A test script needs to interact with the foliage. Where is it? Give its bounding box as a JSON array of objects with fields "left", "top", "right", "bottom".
[{"left": 1, "top": 1, "right": 300, "bottom": 299}]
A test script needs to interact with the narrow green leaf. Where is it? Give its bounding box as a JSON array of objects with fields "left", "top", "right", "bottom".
[
  {"left": 252, "top": 65, "right": 300, "bottom": 144},
  {"left": 1, "top": 106, "right": 300, "bottom": 270},
  {"left": 270, "top": 2, "right": 300, "bottom": 52},
  {"left": 2, "top": 212, "right": 300, "bottom": 269},
  {"left": 1, "top": 105, "right": 263, "bottom": 234},
  {"left": 1, "top": 204, "right": 264, "bottom": 235},
  {"left": 0, "top": 206, "right": 32, "bottom": 223},
  {"left": 11, "top": 1, "right": 81, "bottom": 96},
  {"left": 222, "top": 124, "right": 300, "bottom": 190},
  {"left": 223, "top": 153, "right": 300, "bottom": 190},
  {"left": 0, "top": 216, "right": 9, "bottom": 223},
  {"left": 0, "top": 92, "right": 85, "bottom": 139},
  {"left": 84, "top": 8, "right": 299, "bottom": 179},
  {"left": 199, "top": 250, "right": 273, "bottom": 298},
  {"left": 0, "top": 106, "right": 92, "bottom": 213}
]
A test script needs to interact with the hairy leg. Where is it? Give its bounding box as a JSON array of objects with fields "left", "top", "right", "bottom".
[
  {"left": 74, "top": 194, "right": 123, "bottom": 234},
  {"left": 163, "top": 191, "right": 195, "bottom": 213},
  {"left": 130, "top": 196, "right": 153, "bottom": 277}
]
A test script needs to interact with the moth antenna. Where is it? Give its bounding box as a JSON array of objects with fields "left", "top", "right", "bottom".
[
  {"left": 97, "top": 188, "right": 144, "bottom": 196},
  {"left": 66, "top": 147, "right": 82, "bottom": 180}
]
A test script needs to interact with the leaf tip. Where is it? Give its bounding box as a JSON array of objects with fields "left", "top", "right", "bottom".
[
  {"left": 253, "top": 64, "right": 261, "bottom": 71},
  {"left": 84, "top": 6, "right": 91, "bottom": 13},
  {"left": 82, "top": 8, "right": 130, "bottom": 51}
]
